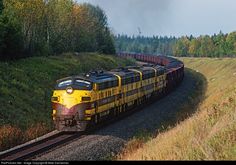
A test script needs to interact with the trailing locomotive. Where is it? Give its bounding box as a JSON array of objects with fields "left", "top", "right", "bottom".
[{"left": 51, "top": 53, "right": 184, "bottom": 131}]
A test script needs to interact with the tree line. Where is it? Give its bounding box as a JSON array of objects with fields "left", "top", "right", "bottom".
[
  {"left": 0, "top": 0, "right": 115, "bottom": 60},
  {"left": 115, "top": 34, "right": 177, "bottom": 56},
  {"left": 115, "top": 31, "right": 236, "bottom": 58}
]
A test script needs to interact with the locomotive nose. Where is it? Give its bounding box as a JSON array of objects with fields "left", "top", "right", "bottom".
[
  {"left": 52, "top": 96, "right": 78, "bottom": 116},
  {"left": 61, "top": 97, "right": 78, "bottom": 115}
]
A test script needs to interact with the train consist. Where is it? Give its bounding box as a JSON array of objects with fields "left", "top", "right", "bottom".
[{"left": 51, "top": 53, "right": 184, "bottom": 131}]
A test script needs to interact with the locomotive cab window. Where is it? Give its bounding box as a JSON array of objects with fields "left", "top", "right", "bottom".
[
  {"left": 56, "top": 79, "right": 92, "bottom": 90},
  {"left": 74, "top": 79, "right": 93, "bottom": 90},
  {"left": 58, "top": 80, "right": 73, "bottom": 88}
]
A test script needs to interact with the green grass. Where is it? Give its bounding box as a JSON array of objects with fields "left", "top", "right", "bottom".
[
  {"left": 118, "top": 57, "right": 236, "bottom": 160},
  {"left": 0, "top": 53, "right": 134, "bottom": 151}
]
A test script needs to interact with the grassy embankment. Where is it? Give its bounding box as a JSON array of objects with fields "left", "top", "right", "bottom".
[
  {"left": 0, "top": 53, "right": 135, "bottom": 151},
  {"left": 118, "top": 58, "right": 236, "bottom": 160}
]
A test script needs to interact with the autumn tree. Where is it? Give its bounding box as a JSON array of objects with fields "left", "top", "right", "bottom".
[
  {"left": 188, "top": 39, "right": 200, "bottom": 57},
  {"left": 71, "top": 3, "right": 115, "bottom": 54},
  {"left": 0, "top": 0, "right": 116, "bottom": 60},
  {"left": 173, "top": 37, "right": 190, "bottom": 57},
  {"left": 46, "top": 0, "right": 74, "bottom": 54},
  {"left": 198, "top": 35, "right": 215, "bottom": 57}
]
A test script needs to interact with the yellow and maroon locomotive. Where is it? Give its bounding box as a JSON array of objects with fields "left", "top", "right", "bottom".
[{"left": 51, "top": 54, "right": 184, "bottom": 131}]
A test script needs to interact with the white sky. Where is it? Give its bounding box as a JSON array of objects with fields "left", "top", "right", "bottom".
[{"left": 76, "top": 0, "right": 236, "bottom": 37}]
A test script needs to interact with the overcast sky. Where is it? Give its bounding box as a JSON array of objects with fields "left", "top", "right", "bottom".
[{"left": 76, "top": 0, "right": 236, "bottom": 37}]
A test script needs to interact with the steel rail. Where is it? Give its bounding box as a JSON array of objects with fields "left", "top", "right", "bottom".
[{"left": 0, "top": 132, "right": 82, "bottom": 161}]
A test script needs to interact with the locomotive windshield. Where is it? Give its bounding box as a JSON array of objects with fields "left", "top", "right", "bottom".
[
  {"left": 56, "top": 79, "right": 92, "bottom": 90},
  {"left": 74, "top": 79, "right": 92, "bottom": 90},
  {"left": 58, "top": 80, "right": 73, "bottom": 88}
]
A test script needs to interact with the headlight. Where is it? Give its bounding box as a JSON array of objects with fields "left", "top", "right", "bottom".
[{"left": 66, "top": 87, "right": 74, "bottom": 94}]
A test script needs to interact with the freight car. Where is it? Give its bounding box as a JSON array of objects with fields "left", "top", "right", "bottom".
[{"left": 51, "top": 53, "right": 184, "bottom": 131}]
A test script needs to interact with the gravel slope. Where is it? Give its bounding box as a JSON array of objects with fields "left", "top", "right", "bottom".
[{"left": 34, "top": 69, "right": 204, "bottom": 161}]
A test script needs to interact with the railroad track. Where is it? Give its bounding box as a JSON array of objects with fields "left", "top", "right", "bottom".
[
  {"left": 0, "top": 132, "right": 83, "bottom": 161},
  {"left": 0, "top": 102, "right": 150, "bottom": 161}
]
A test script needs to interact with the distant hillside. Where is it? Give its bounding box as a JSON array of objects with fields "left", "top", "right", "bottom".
[
  {"left": 0, "top": 53, "right": 134, "bottom": 151},
  {"left": 118, "top": 58, "right": 236, "bottom": 160}
]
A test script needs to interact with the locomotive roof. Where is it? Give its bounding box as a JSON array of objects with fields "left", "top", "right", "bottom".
[
  {"left": 109, "top": 67, "right": 140, "bottom": 78},
  {"left": 82, "top": 71, "right": 118, "bottom": 83},
  {"left": 56, "top": 64, "right": 167, "bottom": 85},
  {"left": 128, "top": 66, "right": 155, "bottom": 72}
]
